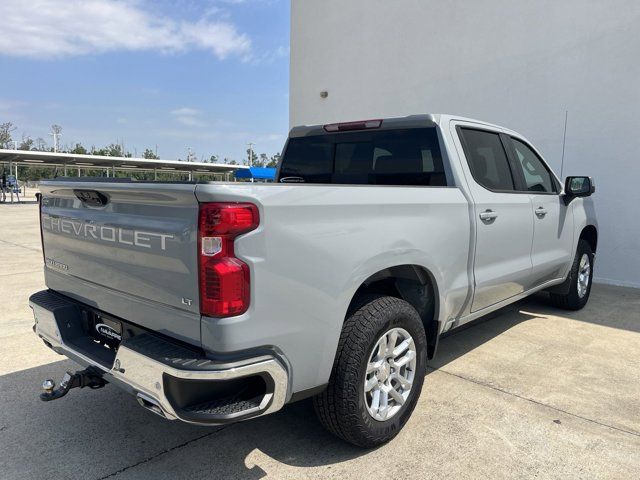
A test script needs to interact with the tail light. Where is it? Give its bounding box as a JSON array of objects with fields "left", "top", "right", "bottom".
[
  {"left": 323, "top": 119, "right": 383, "bottom": 132},
  {"left": 37, "top": 193, "right": 46, "bottom": 263},
  {"left": 198, "top": 202, "right": 259, "bottom": 317}
]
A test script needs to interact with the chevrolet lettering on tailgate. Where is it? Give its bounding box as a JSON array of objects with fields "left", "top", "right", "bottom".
[{"left": 42, "top": 215, "right": 174, "bottom": 250}]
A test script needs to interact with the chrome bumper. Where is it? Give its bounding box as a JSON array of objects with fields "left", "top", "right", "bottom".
[{"left": 30, "top": 290, "right": 289, "bottom": 425}]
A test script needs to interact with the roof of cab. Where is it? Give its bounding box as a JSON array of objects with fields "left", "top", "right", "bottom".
[{"left": 288, "top": 114, "right": 518, "bottom": 138}]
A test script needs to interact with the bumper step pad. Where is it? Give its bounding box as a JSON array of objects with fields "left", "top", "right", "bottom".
[{"left": 185, "top": 394, "right": 263, "bottom": 416}]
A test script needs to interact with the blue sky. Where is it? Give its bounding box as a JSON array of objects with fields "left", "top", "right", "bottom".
[{"left": 0, "top": 0, "right": 290, "bottom": 162}]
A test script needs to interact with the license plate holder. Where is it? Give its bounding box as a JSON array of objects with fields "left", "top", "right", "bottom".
[{"left": 93, "top": 314, "right": 123, "bottom": 347}]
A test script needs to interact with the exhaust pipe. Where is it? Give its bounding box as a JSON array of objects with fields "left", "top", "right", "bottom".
[{"left": 136, "top": 393, "right": 167, "bottom": 418}]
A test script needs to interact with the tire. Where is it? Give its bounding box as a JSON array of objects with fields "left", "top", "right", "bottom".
[
  {"left": 550, "top": 239, "right": 594, "bottom": 310},
  {"left": 313, "top": 295, "right": 427, "bottom": 448}
]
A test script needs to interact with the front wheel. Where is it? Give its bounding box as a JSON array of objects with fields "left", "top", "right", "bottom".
[
  {"left": 313, "top": 295, "right": 427, "bottom": 448},
  {"left": 550, "top": 239, "right": 594, "bottom": 310}
]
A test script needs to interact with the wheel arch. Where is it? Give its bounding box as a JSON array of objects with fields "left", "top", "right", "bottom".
[
  {"left": 347, "top": 264, "right": 441, "bottom": 359},
  {"left": 548, "top": 224, "right": 598, "bottom": 297},
  {"left": 580, "top": 225, "right": 598, "bottom": 253}
]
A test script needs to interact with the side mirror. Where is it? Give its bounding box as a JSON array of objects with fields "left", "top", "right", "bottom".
[{"left": 563, "top": 176, "right": 594, "bottom": 204}]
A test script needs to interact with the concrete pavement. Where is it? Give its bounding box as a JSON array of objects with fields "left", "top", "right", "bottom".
[{"left": 1, "top": 202, "right": 639, "bottom": 479}]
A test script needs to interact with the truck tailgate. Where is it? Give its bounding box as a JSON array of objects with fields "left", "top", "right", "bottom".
[{"left": 39, "top": 181, "right": 201, "bottom": 346}]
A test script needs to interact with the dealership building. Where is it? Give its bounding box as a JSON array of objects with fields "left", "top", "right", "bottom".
[{"left": 290, "top": 0, "right": 640, "bottom": 287}]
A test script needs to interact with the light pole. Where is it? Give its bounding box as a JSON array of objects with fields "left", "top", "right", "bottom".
[
  {"left": 187, "top": 147, "right": 197, "bottom": 163},
  {"left": 247, "top": 142, "right": 254, "bottom": 167}
]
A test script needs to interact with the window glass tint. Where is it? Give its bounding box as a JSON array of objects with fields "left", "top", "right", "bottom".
[
  {"left": 512, "top": 138, "right": 556, "bottom": 193},
  {"left": 278, "top": 128, "right": 446, "bottom": 186},
  {"left": 278, "top": 137, "right": 333, "bottom": 183},
  {"left": 460, "top": 129, "right": 515, "bottom": 191}
]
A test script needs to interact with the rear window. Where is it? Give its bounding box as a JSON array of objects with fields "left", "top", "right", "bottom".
[{"left": 278, "top": 128, "right": 447, "bottom": 186}]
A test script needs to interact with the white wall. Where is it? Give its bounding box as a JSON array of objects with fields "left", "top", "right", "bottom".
[{"left": 291, "top": 0, "right": 640, "bottom": 287}]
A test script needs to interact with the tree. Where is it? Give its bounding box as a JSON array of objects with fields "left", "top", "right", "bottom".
[
  {"left": 92, "top": 143, "right": 129, "bottom": 157},
  {"left": 69, "top": 143, "right": 87, "bottom": 154},
  {"left": 250, "top": 152, "right": 280, "bottom": 168},
  {"left": 208, "top": 154, "right": 219, "bottom": 163},
  {"left": 143, "top": 148, "right": 159, "bottom": 159},
  {"left": 19, "top": 135, "right": 34, "bottom": 151},
  {"left": 0, "top": 122, "right": 16, "bottom": 148},
  {"left": 257, "top": 153, "right": 268, "bottom": 167},
  {"left": 34, "top": 137, "right": 48, "bottom": 151},
  {"left": 267, "top": 152, "right": 281, "bottom": 168},
  {"left": 246, "top": 148, "right": 258, "bottom": 166}
]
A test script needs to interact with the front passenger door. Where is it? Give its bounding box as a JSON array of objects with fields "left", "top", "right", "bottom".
[{"left": 507, "top": 137, "right": 574, "bottom": 284}]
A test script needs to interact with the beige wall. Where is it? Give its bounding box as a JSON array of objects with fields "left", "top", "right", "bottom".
[{"left": 291, "top": 0, "right": 640, "bottom": 287}]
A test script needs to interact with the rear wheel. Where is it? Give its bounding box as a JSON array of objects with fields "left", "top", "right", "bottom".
[
  {"left": 313, "top": 295, "right": 427, "bottom": 448},
  {"left": 550, "top": 239, "right": 594, "bottom": 310}
]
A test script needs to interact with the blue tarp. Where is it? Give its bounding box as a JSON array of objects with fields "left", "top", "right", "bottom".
[{"left": 234, "top": 167, "right": 276, "bottom": 181}]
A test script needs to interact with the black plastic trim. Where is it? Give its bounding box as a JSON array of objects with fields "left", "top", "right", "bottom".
[
  {"left": 289, "top": 384, "right": 328, "bottom": 403},
  {"left": 163, "top": 372, "right": 275, "bottom": 424}
]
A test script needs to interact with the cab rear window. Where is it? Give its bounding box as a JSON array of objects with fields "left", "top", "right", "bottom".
[{"left": 278, "top": 128, "right": 447, "bottom": 186}]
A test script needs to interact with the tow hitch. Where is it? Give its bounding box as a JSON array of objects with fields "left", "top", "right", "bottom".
[{"left": 40, "top": 367, "right": 107, "bottom": 401}]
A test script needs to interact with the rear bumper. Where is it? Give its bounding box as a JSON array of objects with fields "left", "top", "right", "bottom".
[{"left": 29, "top": 290, "right": 289, "bottom": 425}]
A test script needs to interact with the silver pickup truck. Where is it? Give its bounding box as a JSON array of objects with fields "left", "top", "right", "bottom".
[{"left": 30, "top": 114, "right": 597, "bottom": 447}]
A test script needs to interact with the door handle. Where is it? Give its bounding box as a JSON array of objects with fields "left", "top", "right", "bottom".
[
  {"left": 535, "top": 207, "right": 547, "bottom": 218},
  {"left": 479, "top": 209, "right": 498, "bottom": 221}
]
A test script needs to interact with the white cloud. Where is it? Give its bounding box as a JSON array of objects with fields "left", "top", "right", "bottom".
[
  {"left": 175, "top": 116, "right": 207, "bottom": 127},
  {"left": 0, "top": 0, "right": 251, "bottom": 60},
  {"left": 170, "top": 107, "right": 207, "bottom": 127},
  {"left": 171, "top": 107, "right": 200, "bottom": 117}
]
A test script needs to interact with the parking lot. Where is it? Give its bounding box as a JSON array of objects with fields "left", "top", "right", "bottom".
[{"left": 1, "top": 200, "right": 639, "bottom": 479}]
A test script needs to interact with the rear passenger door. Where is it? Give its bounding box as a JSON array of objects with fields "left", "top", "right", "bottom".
[
  {"left": 506, "top": 137, "right": 574, "bottom": 284},
  {"left": 454, "top": 125, "right": 534, "bottom": 312}
]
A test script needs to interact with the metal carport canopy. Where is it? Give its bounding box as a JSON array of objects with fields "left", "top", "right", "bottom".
[{"left": 0, "top": 149, "right": 249, "bottom": 175}]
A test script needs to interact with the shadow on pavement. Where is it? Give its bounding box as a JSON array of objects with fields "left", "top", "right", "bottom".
[
  {"left": 1, "top": 285, "right": 637, "bottom": 478},
  {"left": 430, "top": 305, "right": 538, "bottom": 370},
  {"left": 1, "top": 306, "right": 535, "bottom": 479},
  {"left": 433, "top": 285, "right": 640, "bottom": 372},
  {"left": 0, "top": 358, "right": 363, "bottom": 479},
  {"left": 521, "top": 288, "right": 640, "bottom": 334},
  {"left": 0, "top": 320, "right": 505, "bottom": 479}
]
